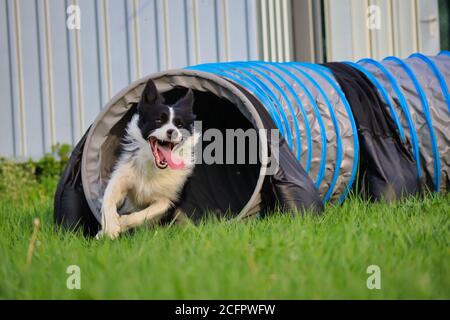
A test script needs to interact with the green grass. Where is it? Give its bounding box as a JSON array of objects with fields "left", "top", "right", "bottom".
[{"left": 0, "top": 175, "right": 449, "bottom": 299}]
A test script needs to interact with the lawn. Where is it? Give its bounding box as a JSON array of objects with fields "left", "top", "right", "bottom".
[{"left": 0, "top": 160, "right": 449, "bottom": 299}]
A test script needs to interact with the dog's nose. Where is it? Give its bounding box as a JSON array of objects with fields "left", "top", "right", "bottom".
[{"left": 166, "top": 129, "right": 178, "bottom": 140}]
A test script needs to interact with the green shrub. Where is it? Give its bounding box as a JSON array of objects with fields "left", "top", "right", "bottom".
[{"left": 0, "top": 144, "right": 71, "bottom": 201}]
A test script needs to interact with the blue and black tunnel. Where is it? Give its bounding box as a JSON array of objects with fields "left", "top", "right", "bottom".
[{"left": 55, "top": 52, "right": 450, "bottom": 235}]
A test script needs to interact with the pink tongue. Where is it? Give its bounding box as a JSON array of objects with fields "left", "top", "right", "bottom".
[{"left": 157, "top": 145, "right": 185, "bottom": 169}]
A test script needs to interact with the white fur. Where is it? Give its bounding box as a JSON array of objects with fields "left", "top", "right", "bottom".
[
  {"left": 150, "top": 107, "right": 183, "bottom": 143},
  {"left": 98, "top": 114, "right": 200, "bottom": 239}
]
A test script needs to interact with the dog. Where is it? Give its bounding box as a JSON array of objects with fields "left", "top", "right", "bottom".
[{"left": 98, "top": 79, "right": 199, "bottom": 239}]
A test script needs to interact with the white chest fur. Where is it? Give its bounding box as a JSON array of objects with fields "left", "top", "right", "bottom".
[{"left": 127, "top": 160, "right": 192, "bottom": 208}]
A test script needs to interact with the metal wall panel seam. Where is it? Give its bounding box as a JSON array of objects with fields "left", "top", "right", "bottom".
[
  {"left": 274, "top": 0, "right": 283, "bottom": 61},
  {"left": 411, "top": 0, "right": 419, "bottom": 53},
  {"left": 213, "top": 0, "right": 222, "bottom": 62},
  {"left": 260, "top": 0, "right": 269, "bottom": 61},
  {"left": 65, "top": 0, "right": 78, "bottom": 145},
  {"left": 221, "top": 0, "right": 230, "bottom": 62},
  {"left": 73, "top": 0, "right": 84, "bottom": 135},
  {"left": 13, "top": 0, "right": 26, "bottom": 156},
  {"left": 5, "top": 0, "right": 17, "bottom": 156},
  {"left": 281, "top": 0, "right": 292, "bottom": 62},
  {"left": 244, "top": 0, "right": 251, "bottom": 61},
  {"left": 388, "top": 0, "right": 396, "bottom": 56},
  {"left": 132, "top": 0, "right": 141, "bottom": 80},
  {"left": 247, "top": 0, "right": 260, "bottom": 60},
  {"left": 414, "top": 0, "right": 421, "bottom": 52},
  {"left": 94, "top": 0, "right": 105, "bottom": 108},
  {"left": 124, "top": 0, "right": 133, "bottom": 83},
  {"left": 153, "top": 0, "right": 162, "bottom": 71},
  {"left": 43, "top": 0, "right": 56, "bottom": 145},
  {"left": 183, "top": 0, "right": 191, "bottom": 65},
  {"left": 35, "top": 1, "right": 48, "bottom": 153},
  {"left": 162, "top": 0, "right": 171, "bottom": 69},
  {"left": 268, "top": 0, "right": 276, "bottom": 61},
  {"left": 192, "top": 0, "right": 200, "bottom": 64},
  {"left": 102, "top": 0, "right": 112, "bottom": 99},
  {"left": 312, "top": 0, "right": 323, "bottom": 63}
]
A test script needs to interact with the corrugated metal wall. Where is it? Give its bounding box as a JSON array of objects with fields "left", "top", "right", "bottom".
[
  {"left": 258, "top": 0, "right": 294, "bottom": 62},
  {"left": 324, "top": 0, "right": 441, "bottom": 61},
  {"left": 1, "top": 0, "right": 443, "bottom": 159},
  {"left": 0, "top": 0, "right": 261, "bottom": 158}
]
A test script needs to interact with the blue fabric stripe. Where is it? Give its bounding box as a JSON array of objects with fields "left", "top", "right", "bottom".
[
  {"left": 231, "top": 62, "right": 304, "bottom": 164},
  {"left": 409, "top": 53, "right": 450, "bottom": 113},
  {"left": 358, "top": 58, "right": 422, "bottom": 178},
  {"left": 301, "top": 63, "right": 360, "bottom": 203},
  {"left": 384, "top": 56, "right": 441, "bottom": 191},
  {"left": 286, "top": 63, "right": 343, "bottom": 202},
  {"left": 224, "top": 62, "right": 295, "bottom": 149},
  {"left": 345, "top": 61, "right": 406, "bottom": 142},
  {"left": 264, "top": 62, "right": 327, "bottom": 187},
  {"left": 243, "top": 61, "right": 312, "bottom": 172},
  {"left": 186, "top": 63, "right": 290, "bottom": 144}
]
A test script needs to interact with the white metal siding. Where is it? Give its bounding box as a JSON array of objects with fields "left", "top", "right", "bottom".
[
  {"left": 0, "top": 0, "right": 261, "bottom": 158},
  {"left": 1, "top": 0, "right": 443, "bottom": 159},
  {"left": 324, "top": 0, "right": 441, "bottom": 61},
  {"left": 259, "top": 0, "right": 293, "bottom": 62}
]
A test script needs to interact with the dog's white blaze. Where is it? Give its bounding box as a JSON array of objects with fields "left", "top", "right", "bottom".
[{"left": 150, "top": 107, "right": 182, "bottom": 143}]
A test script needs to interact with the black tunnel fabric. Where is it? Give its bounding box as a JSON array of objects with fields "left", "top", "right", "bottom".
[
  {"left": 324, "top": 62, "right": 420, "bottom": 200},
  {"left": 54, "top": 128, "right": 100, "bottom": 236}
]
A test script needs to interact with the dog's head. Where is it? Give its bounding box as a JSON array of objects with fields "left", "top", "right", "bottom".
[{"left": 136, "top": 79, "right": 196, "bottom": 170}]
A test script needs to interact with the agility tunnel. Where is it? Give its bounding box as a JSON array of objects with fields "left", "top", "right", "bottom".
[{"left": 55, "top": 52, "right": 450, "bottom": 236}]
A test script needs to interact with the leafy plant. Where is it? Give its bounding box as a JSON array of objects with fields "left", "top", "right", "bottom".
[{"left": 0, "top": 143, "right": 71, "bottom": 201}]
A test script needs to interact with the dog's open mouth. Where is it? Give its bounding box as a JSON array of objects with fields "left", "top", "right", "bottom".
[{"left": 149, "top": 137, "right": 185, "bottom": 170}]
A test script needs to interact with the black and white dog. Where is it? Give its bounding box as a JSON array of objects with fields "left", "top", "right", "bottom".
[{"left": 98, "top": 80, "right": 199, "bottom": 239}]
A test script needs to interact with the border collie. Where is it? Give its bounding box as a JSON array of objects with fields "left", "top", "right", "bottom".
[{"left": 98, "top": 80, "right": 199, "bottom": 239}]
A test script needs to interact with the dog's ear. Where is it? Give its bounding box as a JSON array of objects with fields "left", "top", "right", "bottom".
[
  {"left": 175, "top": 88, "right": 194, "bottom": 111},
  {"left": 140, "top": 79, "right": 162, "bottom": 106}
]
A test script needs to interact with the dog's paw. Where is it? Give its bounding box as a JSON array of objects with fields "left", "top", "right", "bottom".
[
  {"left": 102, "top": 216, "right": 122, "bottom": 240},
  {"left": 118, "top": 214, "right": 131, "bottom": 232},
  {"left": 95, "top": 229, "right": 104, "bottom": 240}
]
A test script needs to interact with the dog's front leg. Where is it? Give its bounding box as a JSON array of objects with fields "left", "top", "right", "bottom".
[
  {"left": 100, "top": 171, "right": 129, "bottom": 239},
  {"left": 119, "top": 200, "right": 172, "bottom": 232}
]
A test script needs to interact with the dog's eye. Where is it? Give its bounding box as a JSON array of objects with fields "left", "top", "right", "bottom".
[
  {"left": 174, "top": 119, "right": 183, "bottom": 128},
  {"left": 157, "top": 113, "right": 168, "bottom": 125}
]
